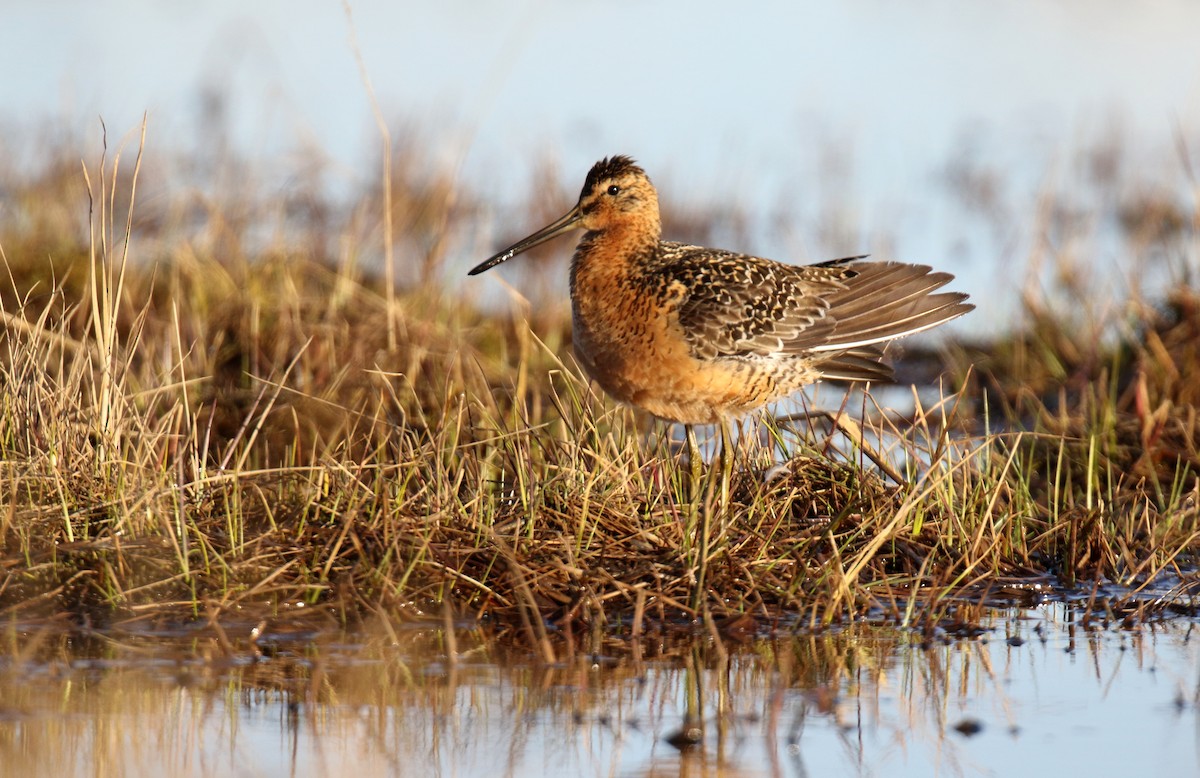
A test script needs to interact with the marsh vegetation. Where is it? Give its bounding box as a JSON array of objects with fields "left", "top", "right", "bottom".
[{"left": 0, "top": 122, "right": 1197, "bottom": 652}]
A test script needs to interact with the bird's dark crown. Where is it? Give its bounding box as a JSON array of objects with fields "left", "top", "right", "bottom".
[{"left": 581, "top": 155, "right": 645, "bottom": 200}]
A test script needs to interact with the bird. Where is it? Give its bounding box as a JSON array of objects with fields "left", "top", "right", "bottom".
[{"left": 468, "top": 155, "right": 972, "bottom": 432}]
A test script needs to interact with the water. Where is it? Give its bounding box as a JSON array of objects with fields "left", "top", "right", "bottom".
[{"left": 2, "top": 605, "right": 1197, "bottom": 776}]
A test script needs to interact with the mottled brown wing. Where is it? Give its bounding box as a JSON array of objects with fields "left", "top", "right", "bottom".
[{"left": 659, "top": 243, "right": 850, "bottom": 360}]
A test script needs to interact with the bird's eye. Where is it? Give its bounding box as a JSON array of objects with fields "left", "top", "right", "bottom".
[{"left": 606, "top": 184, "right": 620, "bottom": 196}]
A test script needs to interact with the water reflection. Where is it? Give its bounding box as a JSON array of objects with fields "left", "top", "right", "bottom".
[{"left": 0, "top": 606, "right": 1196, "bottom": 776}]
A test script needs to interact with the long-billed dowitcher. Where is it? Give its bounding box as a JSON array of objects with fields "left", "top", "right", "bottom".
[{"left": 469, "top": 155, "right": 973, "bottom": 428}]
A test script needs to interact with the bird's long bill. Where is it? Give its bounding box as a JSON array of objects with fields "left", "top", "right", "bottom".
[{"left": 467, "top": 205, "right": 583, "bottom": 276}]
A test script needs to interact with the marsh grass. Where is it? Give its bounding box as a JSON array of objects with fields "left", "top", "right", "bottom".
[{"left": 0, "top": 126, "right": 1197, "bottom": 647}]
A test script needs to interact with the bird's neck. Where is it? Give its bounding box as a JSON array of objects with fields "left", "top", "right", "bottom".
[{"left": 573, "top": 217, "right": 660, "bottom": 272}]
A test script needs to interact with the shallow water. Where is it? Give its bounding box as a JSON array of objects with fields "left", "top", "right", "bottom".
[{"left": 2, "top": 603, "right": 1197, "bottom": 777}]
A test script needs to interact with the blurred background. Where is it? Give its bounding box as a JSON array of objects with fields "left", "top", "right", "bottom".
[{"left": 4, "top": 0, "right": 1200, "bottom": 331}]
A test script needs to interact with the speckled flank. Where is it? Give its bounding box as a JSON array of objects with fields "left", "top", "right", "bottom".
[{"left": 469, "top": 155, "right": 973, "bottom": 425}]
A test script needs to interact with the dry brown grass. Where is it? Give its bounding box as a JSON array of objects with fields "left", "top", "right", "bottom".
[{"left": 0, "top": 126, "right": 1197, "bottom": 643}]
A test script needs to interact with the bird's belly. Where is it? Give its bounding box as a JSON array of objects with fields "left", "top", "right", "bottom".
[{"left": 572, "top": 314, "right": 800, "bottom": 425}]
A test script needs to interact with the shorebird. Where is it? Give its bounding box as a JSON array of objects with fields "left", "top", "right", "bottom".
[{"left": 468, "top": 155, "right": 972, "bottom": 436}]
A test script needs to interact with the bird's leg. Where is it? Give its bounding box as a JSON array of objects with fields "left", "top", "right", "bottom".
[
  {"left": 685, "top": 424, "right": 709, "bottom": 614},
  {"left": 717, "top": 417, "right": 733, "bottom": 511}
]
